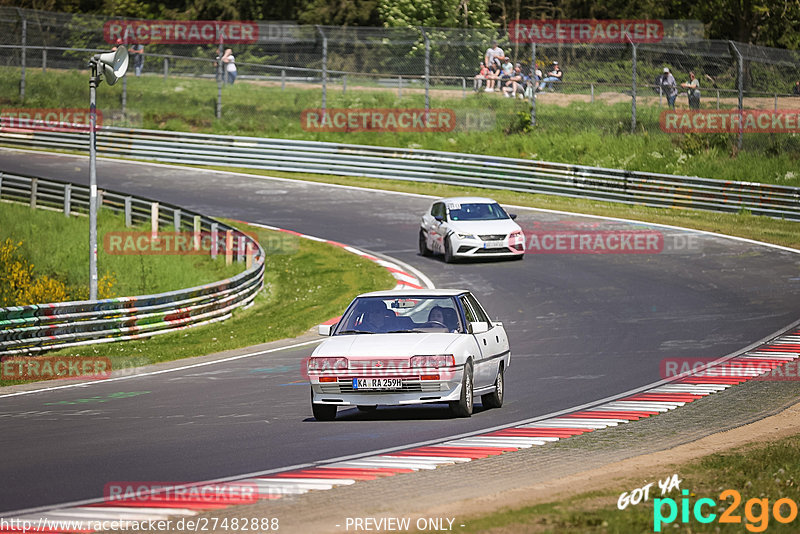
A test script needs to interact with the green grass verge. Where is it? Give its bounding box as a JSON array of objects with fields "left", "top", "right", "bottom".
[
  {"left": 0, "top": 220, "right": 395, "bottom": 386},
  {"left": 444, "top": 433, "right": 800, "bottom": 533},
  {"left": 208, "top": 166, "right": 800, "bottom": 250},
  {"left": 1, "top": 67, "right": 798, "bottom": 187},
  {"left": 0, "top": 200, "right": 243, "bottom": 299}
]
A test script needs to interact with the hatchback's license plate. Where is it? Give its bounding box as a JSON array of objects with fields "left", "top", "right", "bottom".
[
  {"left": 353, "top": 378, "right": 402, "bottom": 390},
  {"left": 484, "top": 240, "right": 504, "bottom": 248}
]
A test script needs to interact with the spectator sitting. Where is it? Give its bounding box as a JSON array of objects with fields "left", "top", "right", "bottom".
[
  {"left": 793, "top": 81, "right": 800, "bottom": 96},
  {"left": 485, "top": 61, "right": 502, "bottom": 92},
  {"left": 496, "top": 56, "right": 513, "bottom": 92},
  {"left": 503, "top": 64, "right": 525, "bottom": 98},
  {"left": 474, "top": 62, "right": 489, "bottom": 91},
  {"left": 538, "top": 61, "right": 562, "bottom": 92}
]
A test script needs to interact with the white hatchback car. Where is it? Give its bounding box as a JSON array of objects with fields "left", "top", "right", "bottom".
[
  {"left": 419, "top": 197, "right": 525, "bottom": 262},
  {"left": 308, "top": 289, "right": 510, "bottom": 421}
]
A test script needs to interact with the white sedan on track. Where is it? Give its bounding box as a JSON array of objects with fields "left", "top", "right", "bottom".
[
  {"left": 419, "top": 196, "right": 525, "bottom": 262},
  {"left": 308, "top": 289, "right": 510, "bottom": 421}
]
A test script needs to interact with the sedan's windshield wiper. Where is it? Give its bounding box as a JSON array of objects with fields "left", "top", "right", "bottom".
[
  {"left": 337, "top": 329, "right": 375, "bottom": 335},
  {"left": 386, "top": 329, "right": 424, "bottom": 334}
]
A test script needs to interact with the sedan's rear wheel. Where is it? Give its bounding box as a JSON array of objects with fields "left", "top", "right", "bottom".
[
  {"left": 450, "top": 362, "right": 473, "bottom": 417},
  {"left": 481, "top": 364, "right": 504, "bottom": 409},
  {"left": 419, "top": 229, "right": 432, "bottom": 257}
]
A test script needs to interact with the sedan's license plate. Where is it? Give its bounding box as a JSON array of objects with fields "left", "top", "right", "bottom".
[
  {"left": 353, "top": 378, "right": 402, "bottom": 390},
  {"left": 483, "top": 240, "right": 505, "bottom": 248}
]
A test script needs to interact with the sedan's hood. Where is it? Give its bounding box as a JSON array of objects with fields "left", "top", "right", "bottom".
[
  {"left": 314, "top": 333, "right": 459, "bottom": 358},
  {"left": 448, "top": 219, "right": 521, "bottom": 235}
]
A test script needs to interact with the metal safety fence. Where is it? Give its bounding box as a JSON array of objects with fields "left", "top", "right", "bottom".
[
  {"left": 0, "top": 171, "right": 265, "bottom": 355},
  {"left": 1, "top": 126, "right": 797, "bottom": 221}
]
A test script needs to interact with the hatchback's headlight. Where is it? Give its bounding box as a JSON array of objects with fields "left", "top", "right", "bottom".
[
  {"left": 410, "top": 354, "right": 455, "bottom": 368},
  {"left": 457, "top": 233, "right": 476, "bottom": 240}
]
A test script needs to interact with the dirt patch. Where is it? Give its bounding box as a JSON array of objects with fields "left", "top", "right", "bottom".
[{"left": 245, "top": 78, "right": 791, "bottom": 110}]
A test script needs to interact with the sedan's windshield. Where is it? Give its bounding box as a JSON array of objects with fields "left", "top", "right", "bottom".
[
  {"left": 335, "top": 296, "right": 463, "bottom": 335},
  {"left": 447, "top": 202, "right": 509, "bottom": 221}
]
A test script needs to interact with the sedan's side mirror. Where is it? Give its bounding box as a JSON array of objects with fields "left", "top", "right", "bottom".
[
  {"left": 469, "top": 322, "right": 489, "bottom": 334},
  {"left": 509, "top": 213, "right": 518, "bottom": 220},
  {"left": 318, "top": 324, "right": 332, "bottom": 336},
  {"left": 434, "top": 215, "right": 444, "bottom": 222}
]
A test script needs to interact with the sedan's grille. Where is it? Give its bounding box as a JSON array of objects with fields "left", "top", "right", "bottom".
[
  {"left": 479, "top": 234, "right": 507, "bottom": 241},
  {"left": 320, "top": 379, "right": 442, "bottom": 394}
]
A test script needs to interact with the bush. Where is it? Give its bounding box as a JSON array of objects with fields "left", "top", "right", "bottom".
[{"left": 0, "top": 238, "right": 116, "bottom": 306}]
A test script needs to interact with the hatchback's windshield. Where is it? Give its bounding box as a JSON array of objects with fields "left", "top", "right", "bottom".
[
  {"left": 447, "top": 202, "right": 509, "bottom": 221},
  {"left": 336, "top": 296, "right": 463, "bottom": 334}
]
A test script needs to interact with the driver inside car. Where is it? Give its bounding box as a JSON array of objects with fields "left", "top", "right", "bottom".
[
  {"left": 358, "top": 300, "right": 397, "bottom": 333},
  {"left": 427, "top": 306, "right": 446, "bottom": 325}
]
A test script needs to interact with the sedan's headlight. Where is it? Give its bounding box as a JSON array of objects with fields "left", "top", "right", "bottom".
[
  {"left": 307, "top": 357, "right": 348, "bottom": 372},
  {"left": 456, "top": 233, "right": 477, "bottom": 240},
  {"left": 410, "top": 354, "right": 455, "bottom": 368}
]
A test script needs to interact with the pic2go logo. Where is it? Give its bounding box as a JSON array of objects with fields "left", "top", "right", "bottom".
[{"left": 653, "top": 489, "right": 800, "bottom": 532}]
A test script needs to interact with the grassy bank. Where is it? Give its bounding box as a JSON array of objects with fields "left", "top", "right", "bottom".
[
  {"left": 1, "top": 67, "right": 798, "bottom": 187},
  {"left": 0, "top": 201, "right": 243, "bottom": 302},
  {"left": 0, "top": 220, "right": 396, "bottom": 386},
  {"left": 447, "top": 431, "right": 800, "bottom": 533}
]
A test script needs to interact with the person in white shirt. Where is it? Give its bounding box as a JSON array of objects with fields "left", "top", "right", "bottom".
[
  {"left": 222, "top": 48, "right": 237, "bottom": 84},
  {"left": 483, "top": 42, "right": 504, "bottom": 91}
]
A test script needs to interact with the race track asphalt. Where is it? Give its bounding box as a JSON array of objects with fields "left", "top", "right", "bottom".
[{"left": 1, "top": 150, "right": 799, "bottom": 513}]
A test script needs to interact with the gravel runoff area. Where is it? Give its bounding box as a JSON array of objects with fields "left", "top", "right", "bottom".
[{"left": 151, "top": 374, "right": 800, "bottom": 534}]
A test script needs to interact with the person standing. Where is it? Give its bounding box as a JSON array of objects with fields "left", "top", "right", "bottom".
[
  {"left": 130, "top": 44, "right": 144, "bottom": 77},
  {"left": 681, "top": 71, "right": 700, "bottom": 109},
  {"left": 661, "top": 67, "right": 678, "bottom": 109},
  {"left": 222, "top": 48, "right": 237, "bottom": 85}
]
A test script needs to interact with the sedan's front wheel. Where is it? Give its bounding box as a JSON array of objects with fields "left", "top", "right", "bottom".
[
  {"left": 311, "top": 389, "right": 337, "bottom": 421},
  {"left": 444, "top": 237, "right": 455, "bottom": 264},
  {"left": 450, "top": 362, "right": 473, "bottom": 417}
]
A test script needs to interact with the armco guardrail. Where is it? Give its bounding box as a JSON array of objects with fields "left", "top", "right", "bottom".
[
  {"left": 0, "top": 172, "right": 265, "bottom": 355},
  {"left": 1, "top": 126, "right": 799, "bottom": 220}
]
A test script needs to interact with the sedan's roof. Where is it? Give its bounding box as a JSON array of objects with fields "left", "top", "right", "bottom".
[
  {"left": 434, "top": 196, "right": 499, "bottom": 205},
  {"left": 358, "top": 289, "right": 468, "bottom": 298}
]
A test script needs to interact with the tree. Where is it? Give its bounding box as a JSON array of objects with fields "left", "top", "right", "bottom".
[
  {"left": 298, "top": 0, "right": 381, "bottom": 26},
  {"left": 379, "top": 0, "right": 495, "bottom": 28}
]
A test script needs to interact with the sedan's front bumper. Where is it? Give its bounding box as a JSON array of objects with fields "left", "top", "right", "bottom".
[{"left": 310, "top": 372, "right": 463, "bottom": 406}]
